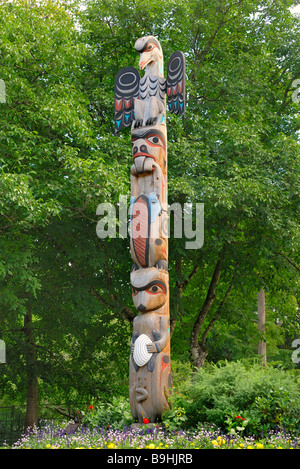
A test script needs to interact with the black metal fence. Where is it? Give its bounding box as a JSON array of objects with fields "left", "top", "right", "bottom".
[
  {"left": 0, "top": 404, "right": 83, "bottom": 447},
  {"left": 0, "top": 406, "right": 25, "bottom": 447}
]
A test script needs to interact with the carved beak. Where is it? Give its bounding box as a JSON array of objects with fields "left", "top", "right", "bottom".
[{"left": 139, "top": 52, "right": 151, "bottom": 70}]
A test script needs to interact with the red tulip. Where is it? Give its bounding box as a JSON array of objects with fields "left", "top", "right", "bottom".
[{"left": 143, "top": 418, "right": 149, "bottom": 424}]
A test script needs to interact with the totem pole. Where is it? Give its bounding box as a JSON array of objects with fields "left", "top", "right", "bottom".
[{"left": 114, "top": 36, "right": 185, "bottom": 423}]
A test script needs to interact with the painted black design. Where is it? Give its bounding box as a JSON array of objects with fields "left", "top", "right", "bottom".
[
  {"left": 152, "top": 329, "right": 161, "bottom": 341},
  {"left": 147, "top": 353, "right": 157, "bottom": 372},
  {"left": 114, "top": 67, "right": 140, "bottom": 134},
  {"left": 166, "top": 51, "right": 185, "bottom": 116}
]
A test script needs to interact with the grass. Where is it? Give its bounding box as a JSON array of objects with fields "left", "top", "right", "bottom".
[{"left": 6, "top": 422, "right": 300, "bottom": 449}]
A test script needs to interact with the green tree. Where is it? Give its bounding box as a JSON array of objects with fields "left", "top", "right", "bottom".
[
  {"left": 0, "top": 0, "right": 132, "bottom": 428},
  {"left": 81, "top": 0, "right": 300, "bottom": 369}
]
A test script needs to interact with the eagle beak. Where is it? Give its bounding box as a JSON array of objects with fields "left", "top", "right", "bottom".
[{"left": 139, "top": 52, "right": 151, "bottom": 70}]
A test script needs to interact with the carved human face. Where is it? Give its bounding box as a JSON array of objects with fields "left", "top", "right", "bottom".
[
  {"left": 131, "top": 267, "right": 168, "bottom": 312},
  {"left": 132, "top": 128, "right": 166, "bottom": 171}
]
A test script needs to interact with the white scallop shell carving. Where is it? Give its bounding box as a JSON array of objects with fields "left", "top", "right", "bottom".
[{"left": 133, "top": 334, "right": 153, "bottom": 367}]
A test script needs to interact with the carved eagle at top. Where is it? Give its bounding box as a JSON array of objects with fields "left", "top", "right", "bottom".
[{"left": 114, "top": 36, "right": 185, "bottom": 134}]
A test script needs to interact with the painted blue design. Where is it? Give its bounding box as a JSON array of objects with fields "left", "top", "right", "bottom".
[
  {"left": 148, "top": 192, "right": 161, "bottom": 223},
  {"left": 160, "top": 115, "right": 165, "bottom": 123},
  {"left": 129, "top": 196, "right": 135, "bottom": 218},
  {"left": 180, "top": 103, "right": 183, "bottom": 110},
  {"left": 159, "top": 62, "right": 163, "bottom": 75},
  {"left": 116, "top": 120, "right": 121, "bottom": 128}
]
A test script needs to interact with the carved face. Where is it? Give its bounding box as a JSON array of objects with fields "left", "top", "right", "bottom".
[
  {"left": 131, "top": 267, "right": 168, "bottom": 312},
  {"left": 132, "top": 128, "right": 166, "bottom": 170},
  {"left": 135, "top": 36, "right": 163, "bottom": 71}
]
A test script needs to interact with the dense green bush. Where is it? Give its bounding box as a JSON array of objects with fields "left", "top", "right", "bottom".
[
  {"left": 82, "top": 396, "right": 133, "bottom": 430},
  {"left": 80, "top": 361, "right": 300, "bottom": 438},
  {"left": 180, "top": 360, "right": 300, "bottom": 437}
]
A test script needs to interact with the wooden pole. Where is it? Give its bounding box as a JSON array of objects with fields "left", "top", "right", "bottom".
[
  {"left": 24, "top": 309, "right": 39, "bottom": 431},
  {"left": 257, "top": 288, "right": 267, "bottom": 367},
  {"left": 114, "top": 36, "right": 185, "bottom": 423}
]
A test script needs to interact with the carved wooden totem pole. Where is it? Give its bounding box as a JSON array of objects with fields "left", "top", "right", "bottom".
[{"left": 114, "top": 36, "right": 185, "bottom": 423}]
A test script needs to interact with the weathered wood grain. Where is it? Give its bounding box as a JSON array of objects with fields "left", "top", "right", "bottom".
[{"left": 114, "top": 35, "right": 185, "bottom": 423}]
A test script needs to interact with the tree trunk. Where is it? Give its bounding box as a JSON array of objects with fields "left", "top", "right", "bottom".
[
  {"left": 170, "top": 258, "right": 183, "bottom": 337},
  {"left": 190, "top": 258, "right": 222, "bottom": 370},
  {"left": 24, "top": 309, "right": 39, "bottom": 431},
  {"left": 191, "top": 341, "right": 208, "bottom": 369},
  {"left": 190, "top": 259, "right": 238, "bottom": 371},
  {"left": 257, "top": 288, "right": 267, "bottom": 367}
]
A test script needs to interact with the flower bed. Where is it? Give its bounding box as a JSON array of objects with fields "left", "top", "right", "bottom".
[{"left": 7, "top": 422, "right": 300, "bottom": 449}]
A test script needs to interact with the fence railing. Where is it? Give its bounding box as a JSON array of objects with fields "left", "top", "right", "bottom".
[
  {"left": 0, "top": 406, "right": 25, "bottom": 447},
  {"left": 0, "top": 404, "right": 84, "bottom": 447}
]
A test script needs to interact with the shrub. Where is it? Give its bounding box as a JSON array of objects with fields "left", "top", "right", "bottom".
[
  {"left": 181, "top": 360, "right": 300, "bottom": 437},
  {"left": 82, "top": 396, "right": 133, "bottom": 430}
]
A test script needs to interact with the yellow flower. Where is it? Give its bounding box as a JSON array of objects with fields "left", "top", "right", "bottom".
[
  {"left": 212, "top": 440, "right": 218, "bottom": 446},
  {"left": 277, "top": 447, "right": 283, "bottom": 449},
  {"left": 46, "top": 444, "right": 51, "bottom": 448},
  {"left": 239, "top": 443, "right": 245, "bottom": 448},
  {"left": 247, "top": 446, "right": 253, "bottom": 449},
  {"left": 256, "top": 443, "right": 264, "bottom": 449},
  {"left": 107, "top": 443, "right": 117, "bottom": 449},
  {"left": 216, "top": 436, "right": 226, "bottom": 445},
  {"left": 164, "top": 445, "right": 169, "bottom": 448},
  {"left": 148, "top": 444, "right": 155, "bottom": 449}
]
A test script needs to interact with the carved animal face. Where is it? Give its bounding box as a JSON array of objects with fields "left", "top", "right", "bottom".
[
  {"left": 135, "top": 36, "right": 163, "bottom": 71},
  {"left": 132, "top": 128, "right": 166, "bottom": 169},
  {"left": 131, "top": 267, "right": 168, "bottom": 312}
]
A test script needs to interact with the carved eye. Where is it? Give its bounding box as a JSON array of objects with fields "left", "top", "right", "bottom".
[
  {"left": 147, "top": 44, "right": 153, "bottom": 50},
  {"left": 132, "top": 287, "right": 138, "bottom": 296},
  {"left": 146, "top": 134, "right": 164, "bottom": 149},
  {"left": 146, "top": 284, "right": 166, "bottom": 295}
]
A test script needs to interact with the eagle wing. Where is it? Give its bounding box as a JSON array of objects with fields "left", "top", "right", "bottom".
[
  {"left": 166, "top": 51, "right": 185, "bottom": 116},
  {"left": 114, "top": 67, "right": 140, "bottom": 134}
]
